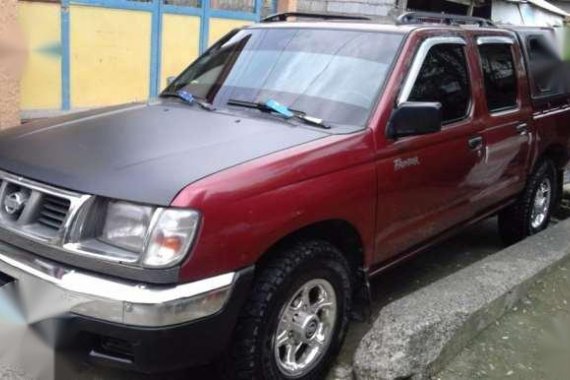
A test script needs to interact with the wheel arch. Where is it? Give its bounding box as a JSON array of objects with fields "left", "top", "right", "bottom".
[
  {"left": 537, "top": 144, "right": 568, "bottom": 200},
  {"left": 257, "top": 219, "right": 366, "bottom": 283},
  {"left": 539, "top": 144, "right": 568, "bottom": 171}
]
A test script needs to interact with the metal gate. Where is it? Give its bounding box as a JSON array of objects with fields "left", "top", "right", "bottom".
[{"left": 19, "top": 0, "right": 271, "bottom": 113}]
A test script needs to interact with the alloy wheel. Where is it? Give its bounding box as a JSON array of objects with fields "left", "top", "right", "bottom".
[
  {"left": 272, "top": 279, "right": 337, "bottom": 377},
  {"left": 531, "top": 177, "right": 552, "bottom": 229}
]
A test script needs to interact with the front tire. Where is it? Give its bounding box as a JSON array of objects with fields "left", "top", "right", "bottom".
[
  {"left": 498, "top": 159, "right": 558, "bottom": 245},
  {"left": 229, "top": 240, "right": 352, "bottom": 380}
]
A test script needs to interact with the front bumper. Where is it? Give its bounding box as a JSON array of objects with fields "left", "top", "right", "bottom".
[{"left": 0, "top": 240, "right": 254, "bottom": 372}]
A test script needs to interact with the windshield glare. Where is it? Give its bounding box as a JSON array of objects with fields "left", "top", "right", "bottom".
[{"left": 165, "top": 28, "right": 403, "bottom": 127}]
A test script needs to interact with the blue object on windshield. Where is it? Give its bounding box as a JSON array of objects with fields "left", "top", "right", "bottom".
[
  {"left": 177, "top": 90, "right": 195, "bottom": 104},
  {"left": 265, "top": 99, "right": 294, "bottom": 118}
]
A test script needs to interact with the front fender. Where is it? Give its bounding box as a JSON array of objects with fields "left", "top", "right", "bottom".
[{"left": 172, "top": 131, "right": 377, "bottom": 282}]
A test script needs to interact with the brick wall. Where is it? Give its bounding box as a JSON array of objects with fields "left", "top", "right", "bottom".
[{"left": 0, "top": 0, "right": 25, "bottom": 129}]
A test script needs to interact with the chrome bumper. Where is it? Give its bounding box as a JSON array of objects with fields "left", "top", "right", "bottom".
[{"left": 0, "top": 244, "right": 235, "bottom": 327}]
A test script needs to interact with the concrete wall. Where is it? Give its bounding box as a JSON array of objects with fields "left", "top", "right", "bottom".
[
  {"left": 0, "top": 0, "right": 24, "bottom": 128},
  {"left": 298, "top": 0, "right": 396, "bottom": 17},
  {"left": 492, "top": 0, "right": 565, "bottom": 26},
  {"left": 551, "top": 0, "right": 570, "bottom": 13}
]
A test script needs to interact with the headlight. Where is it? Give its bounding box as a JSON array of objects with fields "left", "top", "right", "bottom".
[
  {"left": 100, "top": 201, "right": 153, "bottom": 252},
  {"left": 74, "top": 199, "right": 200, "bottom": 268}
]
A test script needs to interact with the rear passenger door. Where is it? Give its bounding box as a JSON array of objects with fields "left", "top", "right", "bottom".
[{"left": 474, "top": 37, "right": 532, "bottom": 210}]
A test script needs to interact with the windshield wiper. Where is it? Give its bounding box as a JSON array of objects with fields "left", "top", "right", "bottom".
[
  {"left": 227, "top": 99, "right": 331, "bottom": 129},
  {"left": 161, "top": 90, "right": 216, "bottom": 111}
]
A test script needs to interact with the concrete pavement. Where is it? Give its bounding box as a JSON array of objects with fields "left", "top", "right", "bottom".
[
  {"left": 437, "top": 257, "right": 570, "bottom": 380},
  {"left": 353, "top": 217, "right": 570, "bottom": 380},
  {"left": 329, "top": 217, "right": 505, "bottom": 379}
]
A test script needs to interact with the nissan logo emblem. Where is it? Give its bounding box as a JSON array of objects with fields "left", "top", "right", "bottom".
[{"left": 4, "top": 191, "right": 28, "bottom": 216}]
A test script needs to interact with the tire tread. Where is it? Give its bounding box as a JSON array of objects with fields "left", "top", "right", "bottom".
[
  {"left": 498, "top": 159, "right": 557, "bottom": 244},
  {"left": 229, "top": 240, "right": 351, "bottom": 380}
]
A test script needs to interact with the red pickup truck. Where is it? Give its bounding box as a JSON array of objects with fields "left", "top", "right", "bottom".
[{"left": 0, "top": 11, "right": 568, "bottom": 380}]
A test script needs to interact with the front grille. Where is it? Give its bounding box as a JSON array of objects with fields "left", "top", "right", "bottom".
[
  {"left": 37, "top": 195, "right": 71, "bottom": 230},
  {"left": 0, "top": 172, "right": 85, "bottom": 243}
]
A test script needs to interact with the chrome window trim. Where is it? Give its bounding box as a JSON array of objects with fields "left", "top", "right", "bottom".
[
  {"left": 533, "top": 105, "right": 570, "bottom": 120},
  {"left": 477, "top": 36, "right": 515, "bottom": 45},
  {"left": 490, "top": 108, "right": 520, "bottom": 117},
  {"left": 397, "top": 36, "right": 467, "bottom": 105}
]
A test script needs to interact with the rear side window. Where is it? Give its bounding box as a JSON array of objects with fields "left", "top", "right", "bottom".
[
  {"left": 478, "top": 44, "right": 518, "bottom": 112},
  {"left": 408, "top": 44, "right": 471, "bottom": 124},
  {"left": 527, "top": 35, "right": 563, "bottom": 96}
]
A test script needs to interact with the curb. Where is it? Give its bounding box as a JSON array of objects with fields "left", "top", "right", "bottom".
[{"left": 353, "top": 218, "right": 570, "bottom": 380}]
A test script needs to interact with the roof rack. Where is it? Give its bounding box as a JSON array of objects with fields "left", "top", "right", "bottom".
[
  {"left": 396, "top": 11, "right": 496, "bottom": 27},
  {"left": 261, "top": 12, "right": 372, "bottom": 23}
]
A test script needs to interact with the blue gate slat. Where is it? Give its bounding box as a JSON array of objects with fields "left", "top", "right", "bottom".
[{"left": 60, "top": 0, "right": 263, "bottom": 110}]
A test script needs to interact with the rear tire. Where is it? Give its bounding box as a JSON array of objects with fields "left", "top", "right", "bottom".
[
  {"left": 498, "top": 159, "right": 558, "bottom": 245},
  {"left": 229, "top": 240, "right": 352, "bottom": 380}
]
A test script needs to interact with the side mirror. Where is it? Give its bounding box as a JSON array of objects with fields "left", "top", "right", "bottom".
[{"left": 387, "top": 102, "right": 442, "bottom": 139}]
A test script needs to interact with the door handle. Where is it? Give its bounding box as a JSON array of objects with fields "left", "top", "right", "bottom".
[
  {"left": 468, "top": 136, "right": 484, "bottom": 150},
  {"left": 516, "top": 123, "right": 529, "bottom": 135}
]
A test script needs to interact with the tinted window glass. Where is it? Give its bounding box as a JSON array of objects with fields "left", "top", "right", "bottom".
[
  {"left": 166, "top": 29, "right": 403, "bottom": 127},
  {"left": 478, "top": 44, "right": 518, "bottom": 112},
  {"left": 527, "top": 35, "right": 562, "bottom": 96},
  {"left": 408, "top": 44, "right": 470, "bottom": 124}
]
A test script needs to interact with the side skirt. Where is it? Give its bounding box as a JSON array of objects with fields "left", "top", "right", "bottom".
[{"left": 367, "top": 197, "right": 517, "bottom": 279}]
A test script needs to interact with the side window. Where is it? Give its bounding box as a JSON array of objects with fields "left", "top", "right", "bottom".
[
  {"left": 478, "top": 44, "right": 518, "bottom": 113},
  {"left": 527, "top": 35, "right": 562, "bottom": 96},
  {"left": 408, "top": 44, "right": 471, "bottom": 124}
]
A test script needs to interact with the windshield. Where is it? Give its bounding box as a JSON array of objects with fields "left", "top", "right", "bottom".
[{"left": 164, "top": 27, "right": 403, "bottom": 127}]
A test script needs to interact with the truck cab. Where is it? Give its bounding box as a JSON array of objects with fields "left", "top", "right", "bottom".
[{"left": 0, "top": 11, "right": 568, "bottom": 380}]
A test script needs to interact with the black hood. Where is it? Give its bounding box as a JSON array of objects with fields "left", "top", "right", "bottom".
[{"left": 0, "top": 102, "right": 328, "bottom": 206}]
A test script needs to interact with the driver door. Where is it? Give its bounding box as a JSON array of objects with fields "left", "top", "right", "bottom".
[{"left": 374, "top": 36, "right": 484, "bottom": 262}]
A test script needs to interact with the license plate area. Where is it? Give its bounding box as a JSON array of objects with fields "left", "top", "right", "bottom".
[{"left": 0, "top": 271, "right": 14, "bottom": 287}]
